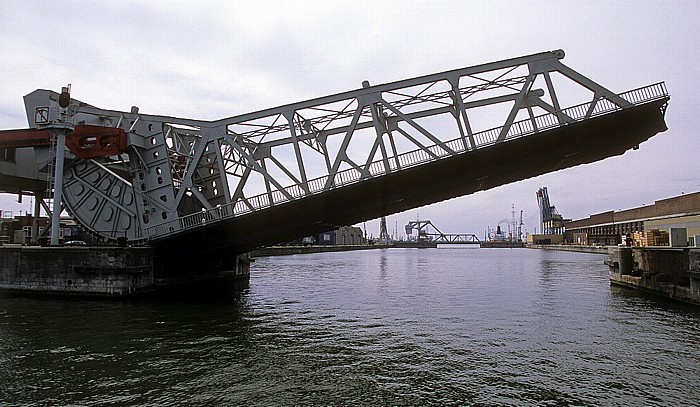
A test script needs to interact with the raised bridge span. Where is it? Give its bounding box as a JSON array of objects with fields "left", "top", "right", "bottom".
[{"left": 1, "top": 50, "right": 668, "bottom": 261}]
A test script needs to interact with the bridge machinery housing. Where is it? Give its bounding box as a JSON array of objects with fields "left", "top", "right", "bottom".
[{"left": 2, "top": 50, "right": 669, "bottom": 261}]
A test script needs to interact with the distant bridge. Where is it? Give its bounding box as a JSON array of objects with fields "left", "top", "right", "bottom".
[
  {"left": 404, "top": 220, "right": 480, "bottom": 244},
  {"left": 0, "top": 50, "right": 668, "bottom": 262}
]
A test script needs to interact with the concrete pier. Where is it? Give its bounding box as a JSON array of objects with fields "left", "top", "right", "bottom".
[
  {"left": 250, "top": 242, "right": 439, "bottom": 258},
  {"left": 529, "top": 244, "right": 608, "bottom": 254},
  {"left": 606, "top": 246, "right": 700, "bottom": 306},
  {"left": 0, "top": 246, "right": 251, "bottom": 296}
]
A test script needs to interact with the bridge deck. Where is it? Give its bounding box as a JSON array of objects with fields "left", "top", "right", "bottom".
[{"left": 152, "top": 97, "right": 668, "bottom": 257}]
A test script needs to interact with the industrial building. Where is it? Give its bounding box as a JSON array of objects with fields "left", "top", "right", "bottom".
[
  {"left": 0, "top": 211, "right": 79, "bottom": 245},
  {"left": 333, "top": 226, "right": 365, "bottom": 245},
  {"left": 302, "top": 226, "right": 365, "bottom": 246},
  {"left": 564, "top": 191, "right": 700, "bottom": 247}
]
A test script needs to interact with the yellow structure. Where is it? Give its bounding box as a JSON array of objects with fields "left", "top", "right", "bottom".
[{"left": 527, "top": 234, "right": 564, "bottom": 245}]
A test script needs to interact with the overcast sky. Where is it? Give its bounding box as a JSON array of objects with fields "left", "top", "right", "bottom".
[{"left": 1, "top": 1, "right": 698, "bottom": 239}]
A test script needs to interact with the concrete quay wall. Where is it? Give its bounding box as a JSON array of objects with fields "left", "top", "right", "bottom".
[
  {"left": 0, "top": 246, "right": 155, "bottom": 296},
  {"left": 251, "top": 242, "right": 441, "bottom": 257},
  {"left": 251, "top": 244, "right": 379, "bottom": 257},
  {"left": 528, "top": 244, "right": 608, "bottom": 255},
  {"left": 607, "top": 246, "right": 700, "bottom": 306},
  {"left": 0, "top": 246, "right": 253, "bottom": 296}
]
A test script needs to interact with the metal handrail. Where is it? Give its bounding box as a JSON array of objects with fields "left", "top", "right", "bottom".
[{"left": 146, "top": 82, "right": 668, "bottom": 239}]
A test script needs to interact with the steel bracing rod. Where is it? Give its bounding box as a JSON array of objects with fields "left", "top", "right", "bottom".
[
  {"left": 173, "top": 126, "right": 292, "bottom": 210},
  {"left": 366, "top": 102, "right": 392, "bottom": 175},
  {"left": 283, "top": 111, "right": 309, "bottom": 192},
  {"left": 223, "top": 145, "right": 247, "bottom": 177},
  {"left": 386, "top": 128, "right": 401, "bottom": 170},
  {"left": 231, "top": 76, "right": 529, "bottom": 144},
  {"left": 266, "top": 153, "right": 303, "bottom": 186},
  {"left": 323, "top": 102, "right": 366, "bottom": 190},
  {"left": 319, "top": 137, "right": 333, "bottom": 175},
  {"left": 347, "top": 155, "right": 369, "bottom": 177},
  {"left": 38, "top": 196, "right": 53, "bottom": 218},
  {"left": 448, "top": 77, "right": 475, "bottom": 150},
  {"left": 497, "top": 73, "right": 536, "bottom": 142},
  {"left": 172, "top": 129, "right": 211, "bottom": 207},
  {"left": 466, "top": 69, "right": 524, "bottom": 95},
  {"left": 406, "top": 220, "right": 447, "bottom": 236},
  {"left": 543, "top": 71, "right": 566, "bottom": 125},
  {"left": 384, "top": 125, "right": 434, "bottom": 159},
  {"left": 382, "top": 75, "right": 526, "bottom": 114},
  {"left": 382, "top": 81, "right": 449, "bottom": 111},
  {"left": 219, "top": 129, "right": 294, "bottom": 201},
  {"left": 526, "top": 95, "right": 575, "bottom": 122},
  {"left": 546, "top": 59, "right": 632, "bottom": 109},
  {"left": 294, "top": 112, "right": 326, "bottom": 154},
  {"left": 213, "top": 138, "right": 232, "bottom": 205},
  {"left": 209, "top": 50, "right": 565, "bottom": 127},
  {"left": 231, "top": 166, "right": 255, "bottom": 211},
  {"left": 379, "top": 96, "right": 457, "bottom": 155},
  {"left": 424, "top": 220, "right": 446, "bottom": 236},
  {"left": 260, "top": 159, "right": 273, "bottom": 203}
]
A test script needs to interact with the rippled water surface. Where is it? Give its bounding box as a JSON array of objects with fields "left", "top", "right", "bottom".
[{"left": 1, "top": 247, "right": 699, "bottom": 405}]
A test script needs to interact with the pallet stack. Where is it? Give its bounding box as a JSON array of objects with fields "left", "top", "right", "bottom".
[
  {"left": 631, "top": 231, "right": 645, "bottom": 246},
  {"left": 632, "top": 230, "right": 669, "bottom": 246}
]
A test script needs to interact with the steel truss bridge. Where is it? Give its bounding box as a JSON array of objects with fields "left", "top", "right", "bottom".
[
  {"left": 404, "top": 220, "right": 480, "bottom": 244},
  {"left": 1, "top": 50, "right": 669, "bottom": 258}
]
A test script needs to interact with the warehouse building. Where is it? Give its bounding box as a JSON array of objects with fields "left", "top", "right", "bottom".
[
  {"left": 564, "top": 191, "right": 700, "bottom": 247},
  {"left": 315, "top": 226, "right": 365, "bottom": 246},
  {"left": 0, "top": 211, "right": 77, "bottom": 245}
]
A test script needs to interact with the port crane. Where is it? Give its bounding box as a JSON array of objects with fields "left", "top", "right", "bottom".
[
  {"left": 518, "top": 209, "right": 524, "bottom": 242},
  {"left": 537, "top": 187, "right": 566, "bottom": 234}
]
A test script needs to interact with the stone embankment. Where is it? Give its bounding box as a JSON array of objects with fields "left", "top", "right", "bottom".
[
  {"left": 528, "top": 244, "right": 608, "bottom": 254},
  {"left": 606, "top": 246, "right": 700, "bottom": 306},
  {"left": 251, "top": 244, "right": 380, "bottom": 257},
  {"left": 0, "top": 245, "right": 251, "bottom": 296},
  {"left": 0, "top": 245, "right": 155, "bottom": 295}
]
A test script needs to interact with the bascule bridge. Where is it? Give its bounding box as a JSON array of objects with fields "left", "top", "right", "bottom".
[{"left": 0, "top": 50, "right": 669, "bottom": 279}]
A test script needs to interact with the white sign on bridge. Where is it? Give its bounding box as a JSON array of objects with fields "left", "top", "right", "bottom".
[{"left": 34, "top": 106, "right": 49, "bottom": 125}]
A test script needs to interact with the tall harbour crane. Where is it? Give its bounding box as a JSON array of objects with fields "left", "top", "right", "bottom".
[{"left": 537, "top": 187, "right": 566, "bottom": 235}]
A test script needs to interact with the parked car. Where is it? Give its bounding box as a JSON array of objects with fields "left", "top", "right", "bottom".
[{"left": 65, "top": 240, "right": 87, "bottom": 246}]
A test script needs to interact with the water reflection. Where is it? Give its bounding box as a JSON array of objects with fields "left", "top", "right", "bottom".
[
  {"left": 378, "top": 248, "right": 388, "bottom": 280},
  {"left": 1, "top": 249, "right": 699, "bottom": 405}
]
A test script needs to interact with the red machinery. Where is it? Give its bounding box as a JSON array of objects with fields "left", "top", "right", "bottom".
[{"left": 0, "top": 124, "right": 127, "bottom": 159}]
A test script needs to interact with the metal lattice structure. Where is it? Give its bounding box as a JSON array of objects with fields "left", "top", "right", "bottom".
[
  {"left": 404, "top": 219, "right": 480, "bottom": 244},
  {"left": 20, "top": 49, "right": 668, "bottom": 243},
  {"left": 537, "top": 187, "right": 565, "bottom": 235}
]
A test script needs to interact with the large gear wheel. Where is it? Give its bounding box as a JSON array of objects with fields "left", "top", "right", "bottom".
[{"left": 62, "top": 159, "right": 141, "bottom": 241}]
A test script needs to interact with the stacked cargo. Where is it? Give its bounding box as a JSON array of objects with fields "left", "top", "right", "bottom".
[
  {"left": 631, "top": 230, "right": 669, "bottom": 246},
  {"left": 650, "top": 229, "right": 669, "bottom": 246},
  {"left": 631, "top": 231, "right": 644, "bottom": 246}
]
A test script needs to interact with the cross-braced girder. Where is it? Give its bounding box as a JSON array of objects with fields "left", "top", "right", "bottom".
[{"left": 21, "top": 50, "right": 668, "bottom": 243}]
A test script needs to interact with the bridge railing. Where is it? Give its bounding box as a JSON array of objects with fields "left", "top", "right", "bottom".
[{"left": 146, "top": 82, "right": 667, "bottom": 239}]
